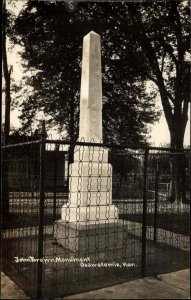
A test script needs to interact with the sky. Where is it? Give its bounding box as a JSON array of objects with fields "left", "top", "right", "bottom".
[{"left": 2, "top": 0, "right": 190, "bottom": 146}]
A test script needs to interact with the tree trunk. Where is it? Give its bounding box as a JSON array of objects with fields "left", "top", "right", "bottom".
[
  {"left": 127, "top": 3, "right": 189, "bottom": 204},
  {"left": 168, "top": 119, "right": 189, "bottom": 203},
  {"left": 2, "top": 0, "right": 11, "bottom": 219},
  {"left": 2, "top": 0, "right": 12, "bottom": 145}
]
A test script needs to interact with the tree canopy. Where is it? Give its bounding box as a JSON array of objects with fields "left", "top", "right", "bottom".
[
  {"left": 10, "top": 1, "right": 162, "bottom": 145},
  {"left": 126, "top": 1, "right": 190, "bottom": 148},
  {"left": 9, "top": 1, "right": 190, "bottom": 148}
]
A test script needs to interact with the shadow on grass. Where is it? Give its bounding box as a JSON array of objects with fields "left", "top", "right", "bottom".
[
  {"left": 120, "top": 213, "right": 190, "bottom": 236},
  {"left": 2, "top": 213, "right": 60, "bottom": 230}
]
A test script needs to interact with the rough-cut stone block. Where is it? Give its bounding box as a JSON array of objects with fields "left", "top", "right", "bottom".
[
  {"left": 61, "top": 205, "right": 118, "bottom": 223},
  {"left": 69, "top": 161, "right": 112, "bottom": 176},
  {"left": 68, "top": 191, "right": 112, "bottom": 206},
  {"left": 69, "top": 177, "right": 111, "bottom": 192},
  {"left": 67, "top": 161, "right": 113, "bottom": 206},
  {"left": 73, "top": 147, "right": 109, "bottom": 163}
]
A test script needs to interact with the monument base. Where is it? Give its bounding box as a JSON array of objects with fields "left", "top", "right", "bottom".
[
  {"left": 61, "top": 204, "right": 118, "bottom": 223},
  {"left": 54, "top": 220, "right": 126, "bottom": 252}
]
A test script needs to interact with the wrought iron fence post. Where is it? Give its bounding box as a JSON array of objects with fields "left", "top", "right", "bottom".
[
  {"left": 53, "top": 145, "right": 59, "bottom": 227},
  {"left": 2, "top": 148, "right": 9, "bottom": 218},
  {"left": 154, "top": 157, "right": 159, "bottom": 242},
  {"left": 189, "top": 150, "right": 191, "bottom": 201},
  {"left": 141, "top": 148, "right": 149, "bottom": 277},
  {"left": 37, "top": 121, "right": 46, "bottom": 299}
]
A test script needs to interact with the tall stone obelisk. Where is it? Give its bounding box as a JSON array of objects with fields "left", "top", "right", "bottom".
[
  {"left": 79, "top": 31, "right": 102, "bottom": 143},
  {"left": 56, "top": 32, "right": 119, "bottom": 251}
]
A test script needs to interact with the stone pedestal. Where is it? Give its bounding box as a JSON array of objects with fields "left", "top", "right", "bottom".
[
  {"left": 61, "top": 146, "right": 118, "bottom": 224},
  {"left": 55, "top": 146, "right": 120, "bottom": 251},
  {"left": 55, "top": 220, "right": 125, "bottom": 252}
]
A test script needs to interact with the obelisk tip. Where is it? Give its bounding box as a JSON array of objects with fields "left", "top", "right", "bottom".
[{"left": 84, "top": 31, "right": 100, "bottom": 38}]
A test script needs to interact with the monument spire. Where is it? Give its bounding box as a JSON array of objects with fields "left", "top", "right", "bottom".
[{"left": 79, "top": 31, "right": 102, "bottom": 142}]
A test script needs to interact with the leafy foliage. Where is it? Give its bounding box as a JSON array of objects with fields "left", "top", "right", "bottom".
[
  {"left": 11, "top": 1, "right": 161, "bottom": 144},
  {"left": 126, "top": 1, "right": 190, "bottom": 148}
]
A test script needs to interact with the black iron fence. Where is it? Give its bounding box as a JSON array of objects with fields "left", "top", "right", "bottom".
[{"left": 1, "top": 135, "right": 190, "bottom": 298}]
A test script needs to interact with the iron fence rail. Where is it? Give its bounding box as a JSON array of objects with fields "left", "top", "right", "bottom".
[{"left": 1, "top": 137, "right": 190, "bottom": 298}]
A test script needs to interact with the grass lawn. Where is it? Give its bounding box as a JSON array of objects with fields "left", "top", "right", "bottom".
[
  {"left": 120, "top": 212, "right": 190, "bottom": 236},
  {"left": 2, "top": 233, "right": 189, "bottom": 298},
  {"left": 2, "top": 213, "right": 60, "bottom": 230},
  {"left": 3, "top": 210, "right": 190, "bottom": 237}
]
